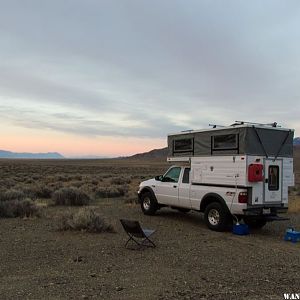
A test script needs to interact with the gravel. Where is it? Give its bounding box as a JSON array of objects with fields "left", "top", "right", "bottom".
[{"left": 1, "top": 200, "right": 300, "bottom": 299}]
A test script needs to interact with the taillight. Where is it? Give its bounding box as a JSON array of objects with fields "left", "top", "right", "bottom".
[{"left": 238, "top": 192, "right": 248, "bottom": 203}]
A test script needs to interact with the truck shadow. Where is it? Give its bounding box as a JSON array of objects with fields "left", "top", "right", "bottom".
[{"left": 154, "top": 208, "right": 207, "bottom": 228}]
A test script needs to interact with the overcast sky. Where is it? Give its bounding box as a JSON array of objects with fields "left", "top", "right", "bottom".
[{"left": 0, "top": 0, "right": 299, "bottom": 156}]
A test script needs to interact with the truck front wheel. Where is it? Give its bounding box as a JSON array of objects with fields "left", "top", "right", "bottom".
[
  {"left": 140, "top": 192, "right": 158, "bottom": 215},
  {"left": 204, "top": 202, "right": 232, "bottom": 231}
]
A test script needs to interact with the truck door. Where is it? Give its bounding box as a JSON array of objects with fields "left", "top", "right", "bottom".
[
  {"left": 264, "top": 159, "right": 282, "bottom": 203},
  {"left": 155, "top": 166, "right": 181, "bottom": 206},
  {"left": 178, "top": 167, "right": 191, "bottom": 208}
]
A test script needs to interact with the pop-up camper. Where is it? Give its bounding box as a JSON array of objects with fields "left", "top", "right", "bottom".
[{"left": 138, "top": 122, "right": 294, "bottom": 231}]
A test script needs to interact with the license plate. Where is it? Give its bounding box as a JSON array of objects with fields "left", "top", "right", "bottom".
[{"left": 263, "top": 208, "right": 271, "bottom": 214}]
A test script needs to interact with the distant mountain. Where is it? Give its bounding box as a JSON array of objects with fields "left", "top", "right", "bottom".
[
  {"left": 294, "top": 137, "right": 300, "bottom": 145},
  {"left": 128, "top": 147, "right": 168, "bottom": 159},
  {"left": 68, "top": 155, "right": 110, "bottom": 159},
  {"left": 0, "top": 150, "right": 64, "bottom": 159}
]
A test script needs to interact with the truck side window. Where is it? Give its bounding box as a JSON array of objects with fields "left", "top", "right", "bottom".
[
  {"left": 182, "top": 168, "right": 190, "bottom": 184},
  {"left": 163, "top": 167, "right": 181, "bottom": 183}
]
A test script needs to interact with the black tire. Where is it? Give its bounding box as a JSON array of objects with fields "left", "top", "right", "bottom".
[
  {"left": 140, "top": 192, "right": 158, "bottom": 215},
  {"left": 204, "top": 202, "right": 232, "bottom": 231},
  {"left": 243, "top": 217, "right": 267, "bottom": 229},
  {"left": 176, "top": 208, "right": 190, "bottom": 213}
]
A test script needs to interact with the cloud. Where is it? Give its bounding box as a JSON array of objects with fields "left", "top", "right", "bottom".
[{"left": 0, "top": 0, "right": 300, "bottom": 146}]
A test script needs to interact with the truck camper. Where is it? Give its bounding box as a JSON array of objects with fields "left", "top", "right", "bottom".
[{"left": 138, "top": 122, "right": 294, "bottom": 231}]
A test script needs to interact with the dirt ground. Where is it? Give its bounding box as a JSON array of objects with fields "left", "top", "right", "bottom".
[
  {"left": 0, "top": 158, "right": 300, "bottom": 299},
  {"left": 1, "top": 198, "right": 300, "bottom": 300}
]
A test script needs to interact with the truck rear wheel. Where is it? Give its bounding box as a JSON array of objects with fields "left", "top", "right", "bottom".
[
  {"left": 140, "top": 192, "right": 158, "bottom": 215},
  {"left": 243, "top": 217, "right": 267, "bottom": 229},
  {"left": 204, "top": 202, "right": 232, "bottom": 232}
]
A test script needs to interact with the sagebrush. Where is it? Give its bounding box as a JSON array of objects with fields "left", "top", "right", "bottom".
[
  {"left": 52, "top": 187, "right": 90, "bottom": 206},
  {"left": 0, "top": 198, "right": 40, "bottom": 218},
  {"left": 58, "top": 208, "right": 115, "bottom": 233}
]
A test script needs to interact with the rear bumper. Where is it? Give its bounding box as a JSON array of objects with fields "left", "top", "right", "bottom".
[{"left": 243, "top": 205, "right": 288, "bottom": 217}]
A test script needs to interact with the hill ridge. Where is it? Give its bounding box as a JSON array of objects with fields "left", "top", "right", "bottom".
[{"left": 0, "top": 149, "right": 64, "bottom": 159}]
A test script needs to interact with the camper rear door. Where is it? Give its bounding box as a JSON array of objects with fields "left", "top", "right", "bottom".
[{"left": 264, "top": 159, "right": 282, "bottom": 203}]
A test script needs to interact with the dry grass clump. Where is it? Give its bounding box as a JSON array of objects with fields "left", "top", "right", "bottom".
[
  {"left": 124, "top": 190, "right": 139, "bottom": 204},
  {"left": 34, "top": 185, "right": 53, "bottom": 198},
  {"left": 0, "top": 189, "right": 25, "bottom": 202},
  {"left": 58, "top": 208, "right": 115, "bottom": 233},
  {"left": 0, "top": 198, "right": 40, "bottom": 218},
  {"left": 52, "top": 187, "right": 90, "bottom": 206},
  {"left": 95, "top": 185, "right": 128, "bottom": 198},
  {"left": 20, "top": 185, "right": 53, "bottom": 199},
  {"left": 110, "top": 177, "right": 131, "bottom": 185}
]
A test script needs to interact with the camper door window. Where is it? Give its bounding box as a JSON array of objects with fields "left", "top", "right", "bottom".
[
  {"left": 212, "top": 134, "right": 238, "bottom": 151},
  {"left": 173, "top": 138, "right": 194, "bottom": 153},
  {"left": 268, "top": 165, "right": 279, "bottom": 191}
]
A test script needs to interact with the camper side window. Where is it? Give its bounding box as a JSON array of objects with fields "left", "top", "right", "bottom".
[
  {"left": 212, "top": 134, "right": 238, "bottom": 151},
  {"left": 173, "top": 138, "right": 194, "bottom": 153}
]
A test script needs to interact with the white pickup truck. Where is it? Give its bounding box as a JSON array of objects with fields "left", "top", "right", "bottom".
[
  {"left": 138, "top": 164, "right": 289, "bottom": 231},
  {"left": 138, "top": 164, "right": 243, "bottom": 231},
  {"left": 137, "top": 123, "right": 294, "bottom": 231}
]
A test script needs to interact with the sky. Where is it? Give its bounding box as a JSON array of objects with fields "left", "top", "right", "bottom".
[{"left": 0, "top": 0, "right": 300, "bottom": 157}]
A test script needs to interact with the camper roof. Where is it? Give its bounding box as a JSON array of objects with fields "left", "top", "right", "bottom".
[{"left": 168, "top": 123, "right": 293, "bottom": 137}]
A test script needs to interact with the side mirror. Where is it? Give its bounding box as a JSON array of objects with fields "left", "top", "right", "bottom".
[{"left": 155, "top": 175, "right": 163, "bottom": 181}]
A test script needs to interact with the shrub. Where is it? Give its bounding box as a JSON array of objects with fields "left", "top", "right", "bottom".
[
  {"left": 69, "top": 180, "right": 83, "bottom": 188},
  {"left": 72, "top": 175, "right": 82, "bottom": 181},
  {"left": 0, "top": 189, "right": 25, "bottom": 202},
  {"left": 48, "top": 182, "right": 64, "bottom": 190},
  {"left": 0, "top": 199, "right": 40, "bottom": 218},
  {"left": 95, "top": 185, "right": 128, "bottom": 198},
  {"left": 17, "top": 185, "right": 53, "bottom": 199},
  {"left": 124, "top": 191, "right": 139, "bottom": 204},
  {"left": 52, "top": 187, "right": 90, "bottom": 206},
  {"left": 0, "top": 178, "right": 17, "bottom": 189},
  {"left": 80, "top": 183, "right": 97, "bottom": 194},
  {"left": 58, "top": 208, "right": 115, "bottom": 233},
  {"left": 35, "top": 185, "right": 53, "bottom": 198},
  {"left": 110, "top": 177, "right": 131, "bottom": 185}
]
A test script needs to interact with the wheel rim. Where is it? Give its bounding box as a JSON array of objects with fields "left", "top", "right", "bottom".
[
  {"left": 143, "top": 197, "right": 151, "bottom": 210},
  {"left": 208, "top": 209, "right": 220, "bottom": 226}
]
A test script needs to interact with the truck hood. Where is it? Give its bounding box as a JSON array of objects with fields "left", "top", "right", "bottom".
[{"left": 139, "top": 178, "right": 156, "bottom": 187}]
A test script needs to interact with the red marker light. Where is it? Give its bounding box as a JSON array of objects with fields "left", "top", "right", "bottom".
[{"left": 238, "top": 192, "right": 248, "bottom": 203}]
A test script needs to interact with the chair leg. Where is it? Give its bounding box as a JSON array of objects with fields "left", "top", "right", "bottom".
[
  {"left": 141, "top": 237, "right": 156, "bottom": 248},
  {"left": 124, "top": 234, "right": 156, "bottom": 249},
  {"left": 125, "top": 236, "right": 142, "bottom": 249},
  {"left": 125, "top": 237, "right": 133, "bottom": 248}
]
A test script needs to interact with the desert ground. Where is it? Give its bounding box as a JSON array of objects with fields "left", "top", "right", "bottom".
[{"left": 0, "top": 157, "right": 300, "bottom": 300}]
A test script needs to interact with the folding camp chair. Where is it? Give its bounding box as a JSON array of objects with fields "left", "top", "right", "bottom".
[{"left": 120, "top": 219, "right": 156, "bottom": 249}]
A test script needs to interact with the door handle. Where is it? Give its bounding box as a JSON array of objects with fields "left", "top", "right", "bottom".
[
  {"left": 265, "top": 178, "right": 268, "bottom": 183},
  {"left": 173, "top": 185, "right": 177, "bottom": 188}
]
